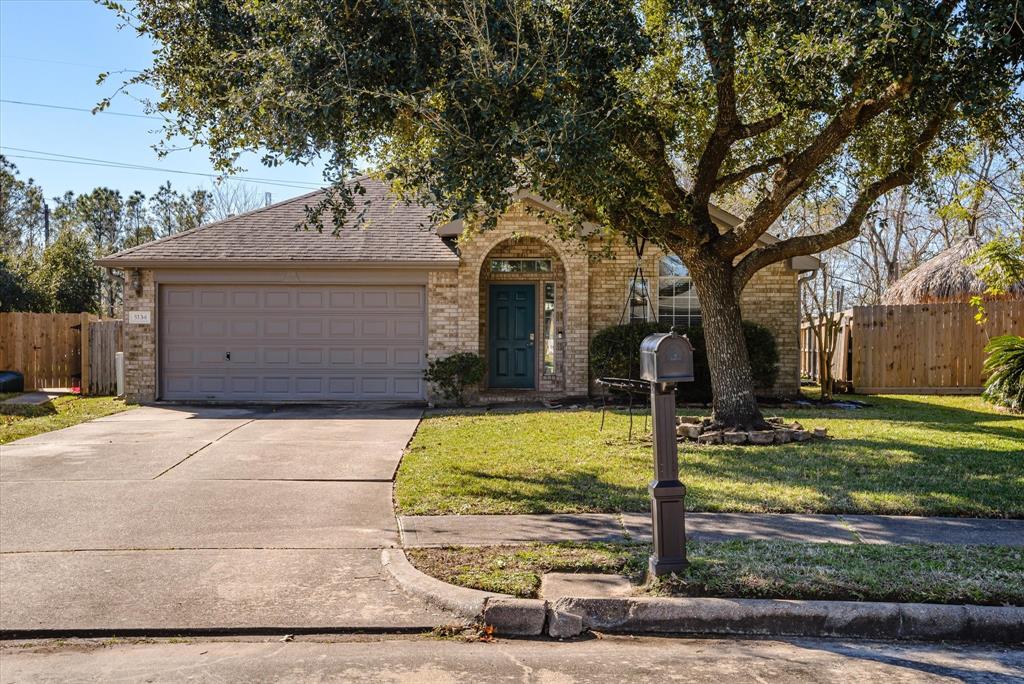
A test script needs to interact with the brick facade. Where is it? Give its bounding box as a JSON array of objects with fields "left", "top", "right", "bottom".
[
  {"left": 122, "top": 269, "right": 157, "bottom": 403},
  {"left": 121, "top": 201, "right": 802, "bottom": 403}
]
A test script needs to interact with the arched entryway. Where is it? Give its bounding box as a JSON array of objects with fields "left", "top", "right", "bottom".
[{"left": 477, "top": 236, "right": 566, "bottom": 393}]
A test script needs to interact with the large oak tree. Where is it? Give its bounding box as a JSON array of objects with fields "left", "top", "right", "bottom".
[{"left": 109, "top": 0, "right": 1023, "bottom": 428}]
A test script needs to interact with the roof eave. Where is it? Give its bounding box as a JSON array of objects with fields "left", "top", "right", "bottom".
[{"left": 95, "top": 258, "right": 459, "bottom": 271}]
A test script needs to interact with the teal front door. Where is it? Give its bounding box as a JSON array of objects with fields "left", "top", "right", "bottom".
[{"left": 488, "top": 284, "right": 536, "bottom": 389}]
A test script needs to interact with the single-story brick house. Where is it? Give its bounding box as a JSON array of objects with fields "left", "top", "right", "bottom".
[{"left": 97, "top": 178, "right": 818, "bottom": 404}]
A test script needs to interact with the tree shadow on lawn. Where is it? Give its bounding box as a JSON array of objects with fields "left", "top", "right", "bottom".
[
  {"left": 680, "top": 438, "right": 1022, "bottom": 517},
  {"left": 780, "top": 393, "right": 1024, "bottom": 425},
  {"left": 450, "top": 435, "right": 1022, "bottom": 517},
  {"left": 450, "top": 469, "right": 651, "bottom": 514}
]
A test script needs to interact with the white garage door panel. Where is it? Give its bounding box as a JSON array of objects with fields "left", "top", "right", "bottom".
[{"left": 159, "top": 284, "right": 426, "bottom": 401}]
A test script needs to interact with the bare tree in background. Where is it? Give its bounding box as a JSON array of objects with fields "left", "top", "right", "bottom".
[
  {"left": 208, "top": 183, "right": 266, "bottom": 222},
  {"left": 839, "top": 188, "right": 937, "bottom": 304},
  {"left": 928, "top": 142, "right": 1023, "bottom": 245}
]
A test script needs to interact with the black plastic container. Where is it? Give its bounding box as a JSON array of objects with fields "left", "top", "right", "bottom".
[{"left": 0, "top": 371, "right": 25, "bottom": 393}]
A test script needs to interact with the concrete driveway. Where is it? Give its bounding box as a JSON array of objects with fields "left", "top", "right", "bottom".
[{"left": 0, "top": 404, "right": 450, "bottom": 634}]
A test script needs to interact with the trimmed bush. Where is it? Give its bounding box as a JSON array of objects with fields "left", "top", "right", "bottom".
[
  {"left": 590, "top": 321, "right": 780, "bottom": 402},
  {"left": 982, "top": 335, "right": 1024, "bottom": 413},
  {"left": 424, "top": 352, "right": 486, "bottom": 406}
]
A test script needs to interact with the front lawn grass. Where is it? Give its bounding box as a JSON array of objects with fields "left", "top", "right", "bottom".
[
  {"left": 0, "top": 395, "right": 132, "bottom": 445},
  {"left": 408, "top": 541, "right": 1024, "bottom": 606},
  {"left": 396, "top": 394, "right": 1024, "bottom": 517}
]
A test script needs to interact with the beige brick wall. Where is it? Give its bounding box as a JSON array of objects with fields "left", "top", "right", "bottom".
[
  {"left": 122, "top": 269, "right": 157, "bottom": 403},
  {"left": 739, "top": 260, "right": 801, "bottom": 396}
]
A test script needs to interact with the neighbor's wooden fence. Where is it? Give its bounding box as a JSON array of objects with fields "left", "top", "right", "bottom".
[
  {"left": 850, "top": 300, "right": 1024, "bottom": 394},
  {"left": 84, "top": 319, "right": 123, "bottom": 395},
  {"left": 0, "top": 312, "right": 123, "bottom": 394}
]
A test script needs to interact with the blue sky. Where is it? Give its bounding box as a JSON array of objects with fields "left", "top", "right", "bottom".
[{"left": 0, "top": 0, "right": 327, "bottom": 204}]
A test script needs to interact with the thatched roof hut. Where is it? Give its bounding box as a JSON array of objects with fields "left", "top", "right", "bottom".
[{"left": 882, "top": 236, "right": 1022, "bottom": 305}]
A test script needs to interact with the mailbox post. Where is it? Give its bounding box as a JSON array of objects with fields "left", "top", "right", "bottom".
[{"left": 639, "top": 332, "right": 695, "bottom": 577}]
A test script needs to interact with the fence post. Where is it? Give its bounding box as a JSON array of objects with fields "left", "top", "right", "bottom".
[{"left": 80, "top": 312, "right": 92, "bottom": 396}]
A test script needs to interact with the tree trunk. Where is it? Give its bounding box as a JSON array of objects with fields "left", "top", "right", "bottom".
[{"left": 687, "top": 256, "right": 769, "bottom": 430}]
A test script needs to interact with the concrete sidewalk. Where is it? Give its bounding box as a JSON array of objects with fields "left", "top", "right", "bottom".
[{"left": 399, "top": 512, "right": 1024, "bottom": 547}]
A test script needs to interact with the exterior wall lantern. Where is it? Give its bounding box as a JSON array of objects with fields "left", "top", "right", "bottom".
[{"left": 639, "top": 331, "right": 695, "bottom": 576}]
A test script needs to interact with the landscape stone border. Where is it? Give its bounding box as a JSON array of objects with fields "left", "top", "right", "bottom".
[
  {"left": 382, "top": 549, "right": 1024, "bottom": 642},
  {"left": 678, "top": 415, "right": 827, "bottom": 445}
]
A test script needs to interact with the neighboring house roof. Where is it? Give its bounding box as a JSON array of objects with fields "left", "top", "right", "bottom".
[
  {"left": 97, "top": 177, "right": 819, "bottom": 273},
  {"left": 96, "top": 177, "right": 459, "bottom": 269},
  {"left": 882, "top": 235, "right": 1023, "bottom": 304}
]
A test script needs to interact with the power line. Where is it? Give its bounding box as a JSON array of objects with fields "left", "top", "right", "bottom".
[
  {"left": 0, "top": 98, "right": 165, "bottom": 121},
  {"left": 1, "top": 149, "right": 324, "bottom": 191},
  {"left": 2, "top": 146, "right": 323, "bottom": 188}
]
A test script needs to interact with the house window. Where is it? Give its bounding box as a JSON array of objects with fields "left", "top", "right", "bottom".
[
  {"left": 490, "top": 258, "right": 552, "bottom": 273},
  {"left": 543, "top": 282, "right": 556, "bottom": 375},
  {"left": 658, "top": 255, "right": 701, "bottom": 327}
]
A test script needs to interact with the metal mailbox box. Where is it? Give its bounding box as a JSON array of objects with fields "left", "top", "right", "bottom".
[{"left": 640, "top": 332, "right": 695, "bottom": 384}]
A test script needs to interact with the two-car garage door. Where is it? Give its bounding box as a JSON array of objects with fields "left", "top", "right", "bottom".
[{"left": 159, "top": 284, "right": 426, "bottom": 401}]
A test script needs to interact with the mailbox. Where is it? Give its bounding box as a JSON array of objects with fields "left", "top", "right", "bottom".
[{"left": 640, "top": 332, "right": 695, "bottom": 384}]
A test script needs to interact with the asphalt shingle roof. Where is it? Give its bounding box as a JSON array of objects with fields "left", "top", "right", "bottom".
[{"left": 98, "top": 177, "right": 458, "bottom": 267}]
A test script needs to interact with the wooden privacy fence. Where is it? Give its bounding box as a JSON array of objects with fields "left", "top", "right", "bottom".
[
  {"left": 0, "top": 312, "right": 123, "bottom": 394},
  {"left": 850, "top": 300, "right": 1024, "bottom": 394},
  {"left": 84, "top": 319, "right": 123, "bottom": 395}
]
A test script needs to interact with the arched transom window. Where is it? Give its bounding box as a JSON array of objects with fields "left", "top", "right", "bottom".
[{"left": 658, "top": 255, "right": 701, "bottom": 327}]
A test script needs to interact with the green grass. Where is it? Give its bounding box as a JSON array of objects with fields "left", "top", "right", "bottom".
[
  {"left": 0, "top": 395, "right": 133, "bottom": 444},
  {"left": 408, "top": 541, "right": 1024, "bottom": 606},
  {"left": 396, "top": 394, "right": 1024, "bottom": 517}
]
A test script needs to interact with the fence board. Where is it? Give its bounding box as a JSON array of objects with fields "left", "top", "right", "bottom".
[
  {"left": 87, "top": 320, "right": 123, "bottom": 395},
  {"left": 0, "top": 313, "right": 86, "bottom": 390},
  {"left": 848, "top": 300, "right": 1024, "bottom": 394}
]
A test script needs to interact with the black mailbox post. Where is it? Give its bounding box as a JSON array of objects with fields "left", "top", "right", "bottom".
[{"left": 639, "top": 332, "right": 695, "bottom": 577}]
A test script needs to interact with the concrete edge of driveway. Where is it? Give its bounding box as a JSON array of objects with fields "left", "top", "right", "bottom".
[
  {"left": 382, "top": 550, "right": 1024, "bottom": 642},
  {"left": 381, "top": 549, "right": 547, "bottom": 636}
]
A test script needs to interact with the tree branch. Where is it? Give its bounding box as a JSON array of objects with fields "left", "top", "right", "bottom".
[
  {"left": 714, "top": 75, "right": 915, "bottom": 258},
  {"left": 623, "top": 130, "right": 689, "bottom": 214},
  {"left": 691, "top": 3, "right": 739, "bottom": 217},
  {"left": 736, "top": 113, "right": 784, "bottom": 140},
  {"left": 731, "top": 114, "right": 945, "bottom": 291},
  {"left": 714, "top": 156, "right": 784, "bottom": 190}
]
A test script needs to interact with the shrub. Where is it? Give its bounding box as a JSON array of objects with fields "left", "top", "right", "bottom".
[
  {"left": 424, "top": 352, "right": 486, "bottom": 406},
  {"left": 589, "top": 321, "right": 780, "bottom": 402},
  {"left": 589, "top": 320, "right": 671, "bottom": 380},
  {"left": 982, "top": 335, "right": 1024, "bottom": 413}
]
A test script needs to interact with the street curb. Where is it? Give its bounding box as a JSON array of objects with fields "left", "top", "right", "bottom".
[
  {"left": 551, "top": 597, "right": 1024, "bottom": 643},
  {"left": 381, "top": 549, "right": 495, "bottom": 620},
  {"left": 382, "top": 548, "right": 548, "bottom": 635},
  {"left": 384, "top": 549, "right": 1024, "bottom": 642}
]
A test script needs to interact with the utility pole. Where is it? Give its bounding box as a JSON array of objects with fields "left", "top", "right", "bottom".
[{"left": 43, "top": 202, "right": 50, "bottom": 247}]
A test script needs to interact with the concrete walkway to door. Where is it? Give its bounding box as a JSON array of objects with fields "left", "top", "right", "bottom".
[{"left": 0, "top": 404, "right": 453, "bottom": 635}]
